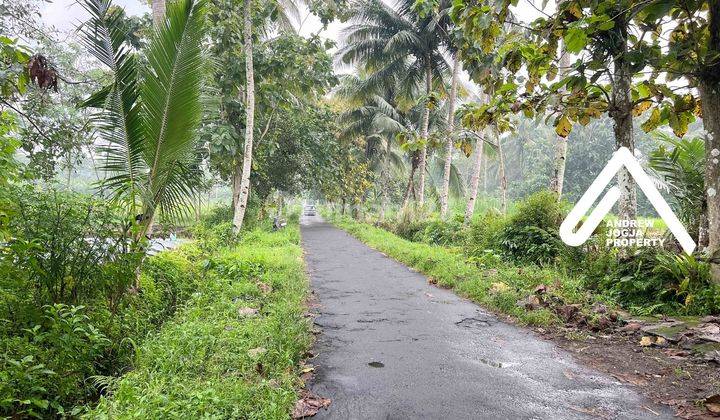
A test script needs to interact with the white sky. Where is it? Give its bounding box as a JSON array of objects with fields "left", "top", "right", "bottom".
[
  {"left": 40, "top": 0, "right": 342, "bottom": 40},
  {"left": 40, "top": 0, "right": 545, "bottom": 47}
]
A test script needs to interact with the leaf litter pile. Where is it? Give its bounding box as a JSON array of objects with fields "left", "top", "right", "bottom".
[{"left": 524, "top": 283, "right": 720, "bottom": 419}]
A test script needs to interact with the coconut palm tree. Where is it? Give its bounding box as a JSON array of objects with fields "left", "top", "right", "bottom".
[
  {"left": 337, "top": 74, "right": 413, "bottom": 218},
  {"left": 79, "top": 0, "right": 207, "bottom": 240},
  {"left": 337, "top": 0, "right": 450, "bottom": 209}
]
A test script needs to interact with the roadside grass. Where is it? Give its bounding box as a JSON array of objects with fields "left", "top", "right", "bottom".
[
  {"left": 88, "top": 226, "right": 310, "bottom": 419},
  {"left": 329, "top": 215, "right": 603, "bottom": 327}
]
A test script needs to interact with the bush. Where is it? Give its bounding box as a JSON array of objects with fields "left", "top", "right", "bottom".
[
  {"left": 464, "top": 210, "right": 506, "bottom": 258},
  {"left": 415, "top": 217, "right": 466, "bottom": 246},
  {"left": 393, "top": 218, "right": 432, "bottom": 242},
  {"left": 591, "top": 249, "right": 720, "bottom": 315},
  {"left": 0, "top": 304, "right": 110, "bottom": 417},
  {"left": 3, "top": 187, "right": 139, "bottom": 308},
  {"left": 0, "top": 188, "right": 204, "bottom": 417},
  {"left": 496, "top": 191, "right": 566, "bottom": 265}
]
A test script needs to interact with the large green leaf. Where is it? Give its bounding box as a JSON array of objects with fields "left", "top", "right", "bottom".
[{"left": 142, "top": 0, "right": 207, "bottom": 217}]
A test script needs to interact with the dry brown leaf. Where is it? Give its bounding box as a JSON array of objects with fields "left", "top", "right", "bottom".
[
  {"left": 640, "top": 336, "right": 653, "bottom": 347},
  {"left": 238, "top": 307, "right": 259, "bottom": 317},
  {"left": 248, "top": 347, "right": 266, "bottom": 358},
  {"left": 705, "top": 395, "right": 720, "bottom": 415},
  {"left": 292, "top": 390, "right": 331, "bottom": 418}
]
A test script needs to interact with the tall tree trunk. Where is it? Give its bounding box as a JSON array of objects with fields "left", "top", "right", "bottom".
[
  {"left": 610, "top": 21, "right": 637, "bottom": 224},
  {"left": 440, "top": 55, "right": 460, "bottom": 219},
  {"left": 401, "top": 163, "right": 417, "bottom": 212},
  {"left": 549, "top": 17, "right": 570, "bottom": 197},
  {"left": 417, "top": 60, "right": 432, "bottom": 208},
  {"left": 232, "top": 0, "right": 255, "bottom": 234},
  {"left": 698, "top": 0, "right": 720, "bottom": 284},
  {"left": 482, "top": 152, "right": 487, "bottom": 193},
  {"left": 232, "top": 162, "right": 241, "bottom": 211},
  {"left": 380, "top": 138, "right": 391, "bottom": 221},
  {"left": 497, "top": 135, "right": 507, "bottom": 214},
  {"left": 464, "top": 138, "right": 484, "bottom": 225},
  {"left": 699, "top": 81, "right": 720, "bottom": 282},
  {"left": 151, "top": 0, "right": 165, "bottom": 26}
]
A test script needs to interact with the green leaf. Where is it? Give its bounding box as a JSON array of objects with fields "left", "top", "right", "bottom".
[{"left": 563, "top": 27, "right": 588, "bottom": 53}]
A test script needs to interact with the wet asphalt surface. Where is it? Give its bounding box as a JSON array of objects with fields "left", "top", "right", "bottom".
[{"left": 300, "top": 216, "right": 673, "bottom": 420}]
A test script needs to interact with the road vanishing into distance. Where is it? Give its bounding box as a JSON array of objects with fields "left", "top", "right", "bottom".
[{"left": 300, "top": 216, "right": 672, "bottom": 420}]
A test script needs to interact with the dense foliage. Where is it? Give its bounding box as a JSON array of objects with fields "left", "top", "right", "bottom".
[
  {"left": 0, "top": 188, "right": 201, "bottom": 417},
  {"left": 358, "top": 189, "right": 720, "bottom": 316}
]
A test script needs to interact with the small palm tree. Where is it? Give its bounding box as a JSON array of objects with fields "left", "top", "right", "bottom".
[
  {"left": 649, "top": 133, "right": 706, "bottom": 245},
  {"left": 79, "top": 0, "right": 207, "bottom": 240}
]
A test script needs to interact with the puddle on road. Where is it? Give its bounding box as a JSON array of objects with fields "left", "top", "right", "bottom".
[{"left": 368, "top": 361, "right": 385, "bottom": 368}]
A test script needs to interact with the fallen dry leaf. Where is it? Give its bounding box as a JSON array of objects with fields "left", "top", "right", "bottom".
[
  {"left": 238, "top": 307, "right": 259, "bottom": 317},
  {"left": 248, "top": 347, "right": 266, "bottom": 358},
  {"left": 490, "top": 282, "right": 510, "bottom": 294},
  {"left": 258, "top": 282, "right": 273, "bottom": 294},
  {"left": 533, "top": 284, "right": 548, "bottom": 295},
  {"left": 292, "top": 390, "right": 331, "bottom": 418},
  {"left": 612, "top": 372, "right": 648, "bottom": 386},
  {"left": 704, "top": 394, "right": 720, "bottom": 415},
  {"left": 640, "top": 336, "right": 653, "bottom": 347}
]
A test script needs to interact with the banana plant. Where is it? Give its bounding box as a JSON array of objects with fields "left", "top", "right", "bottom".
[{"left": 79, "top": 0, "right": 207, "bottom": 241}]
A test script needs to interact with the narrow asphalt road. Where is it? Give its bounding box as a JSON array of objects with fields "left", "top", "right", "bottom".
[{"left": 300, "top": 216, "right": 672, "bottom": 420}]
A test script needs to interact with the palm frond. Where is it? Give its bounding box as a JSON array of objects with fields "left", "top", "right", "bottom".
[
  {"left": 78, "top": 0, "right": 145, "bottom": 207},
  {"left": 142, "top": 0, "right": 207, "bottom": 214}
]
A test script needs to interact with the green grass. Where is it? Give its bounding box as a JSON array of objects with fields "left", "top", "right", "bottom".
[
  {"left": 87, "top": 226, "right": 310, "bottom": 419},
  {"left": 329, "top": 215, "right": 612, "bottom": 327}
]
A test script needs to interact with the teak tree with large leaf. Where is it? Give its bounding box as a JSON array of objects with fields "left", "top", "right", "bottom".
[
  {"left": 79, "top": 0, "right": 206, "bottom": 241},
  {"left": 450, "top": 0, "right": 700, "bottom": 226}
]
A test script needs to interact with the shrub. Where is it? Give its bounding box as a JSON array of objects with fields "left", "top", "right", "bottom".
[
  {"left": 393, "top": 218, "right": 432, "bottom": 241},
  {"left": 4, "top": 187, "right": 138, "bottom": 306},
  {"left": 0, "top": 304, "right": 110, "bottom": 417},
  {"left": 0, "top": 187, "right": 204, "bottom": 417},
  {"left": 415, "top": 218, "right": 466, "bottom": 246},
  {"left": 464, "top": 210, "right": 506, "bottom": 258},
  {"left": 496, "top": 191, "right": 566, "bottom": 265},
  {"left": 593, "top": 249, "right": 720, "bottom": 315}
]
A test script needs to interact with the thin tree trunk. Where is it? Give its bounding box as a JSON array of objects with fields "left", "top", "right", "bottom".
[
  {"left": 610, "top": 22, "right": 637, "bottom": 225},
  {"left": 440, "top": 55, "right": 460, "bottom": 219},
  {"left": 549, "top": 17, "right": 570, "bottom": 197},
  {"left": 231, "top": 162, "right": 241, "bottom": 211},
  {"left": 380, "top": 138, "right": 391, "bottom": 221},
  {"left": 417, "top": 60, "right": 432, "bottom": 208},
  {"left": 401, "top": 164, "right": 417, "bottom": 212},
  {"left": 464, "top": 138, "right": 484, "bottom": 225},
  {"left": 497, "top": 135, "right": 507, "bottom": 214},
  {"left": 699, "top": 200, "right": 709, "bottom": 250},
  {"left": 482, "top": 152, "right": 487, "bottom": 193},
  {"left": 151, "top": 0, "right": 165, "bottom": 26},
  {"left": 232, "top": 0, "right": 255, "bottom": 234},
  {"left": 195, "top": 192, "right": 201, "bottom": 223}
]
